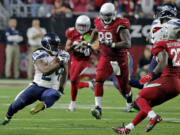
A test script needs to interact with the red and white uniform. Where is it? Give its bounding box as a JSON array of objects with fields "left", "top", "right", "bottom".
[
  {"left": 129, "top": 40, "right": 180, "bottom": 127},
  {"left": 138, "top": 40, "right": 180, "bottom": 108},
  {"left": 66, "top": 27, "right": 92, "bottom": 60},
  {"left": 66, "top": 27, "right": 92, "bottom": 101},
  {"left": 94, "top": 17, "right": 131, "bottom": 96}
]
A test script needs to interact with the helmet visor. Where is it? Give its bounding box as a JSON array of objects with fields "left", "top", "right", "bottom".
[
  {"left": 76, "top": 24, "right": 89, "bottom": 34},
  {"left": 100, "top": 13, "right": 114, "bottom": 24}
]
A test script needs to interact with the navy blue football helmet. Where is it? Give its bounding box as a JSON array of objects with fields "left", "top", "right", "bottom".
[
  {"left": 41, "top": 33, "right": 61, "bottom": 55},
  {"left": 155, "top": 3, "right": 177, "bottom": 19}
]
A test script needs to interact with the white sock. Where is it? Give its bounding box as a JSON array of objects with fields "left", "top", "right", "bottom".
[
  {"left": 70, "top": 101, "right": 76, "bottom": 106},
  {"left": 95, "top": 96, "right": 102, "bottom": 108},
  {"left": 125, "top": 123, "right": 134, "bottom": 130},
  {"left": 147, "top": 110, "right": 156, "bottom": 119}
]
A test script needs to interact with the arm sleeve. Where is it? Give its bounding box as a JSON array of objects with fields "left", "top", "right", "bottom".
[
  {"left": 27, "top": 28, "right": 33, "bottom": 39},
  {"left": 116, "top": 18, "right": 130, "bottom": 33},
  {"left": 151, "top": 41, "right": 166, "bottom": 56},
  {"left": 65, "top": 28, "right": 73, "bottom": 40}
]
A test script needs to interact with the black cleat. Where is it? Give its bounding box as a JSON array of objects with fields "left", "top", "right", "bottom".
[
  {"left": 0, "top": 117, "right": 11, "bottom": 126},
  {"left": 91, "top": 106, "right": 102, "bottom": 119}
]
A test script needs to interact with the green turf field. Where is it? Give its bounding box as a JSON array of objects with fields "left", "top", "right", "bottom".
[{"left": 0, "top": 79, "right": 180, "bottom": 135}]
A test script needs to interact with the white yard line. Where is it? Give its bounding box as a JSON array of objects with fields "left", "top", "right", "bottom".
[
  {"left": 0, "top": 96, "right": 10, "bottom": 98},
  {"left": 10, "top": 118, "right": 180, "bottom": 121},
  {"left": 0, "top": 80, "right": 114, "bottom": 87},
  {"left": 0, "top": 126, "right": 176, "bottom": 130}
]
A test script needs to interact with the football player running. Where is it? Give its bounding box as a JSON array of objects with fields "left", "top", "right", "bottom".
[
  {"left": 65, "top": 15, "right": 95, "bottom": 111},
  {"left": 1, "top": 33, "right": 70, "bottom": 125},
  {"left": 112, "top": 21, "right": 180, "bottom": 134},
  {"left": 88, "top": 3, "right": 133, "bottom": 119},
  {"left": 140, "top": 3, "right": 179, "bottom": 84}
]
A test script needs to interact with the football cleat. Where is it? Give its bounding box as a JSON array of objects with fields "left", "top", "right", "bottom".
[
  {"left": 67, "top": 104, "right": 76, "bottom": 112},
  {"left": 123, "top": 107, "right": 139, "bottom": 113},
  {"left": 0, "top": 117, "right": 11, "bottom": 126},
  {"left": 91, "top": 106, "right": 102, "bottom": 119},
  {"left": 112, "top": 123, "right": 131, "bottom": 134},
  {"left": 145, "top": 115, "right": 162, "bottom": 132},
  {"left": 30, "top": 101, "right": 45, "bottom": 115}
]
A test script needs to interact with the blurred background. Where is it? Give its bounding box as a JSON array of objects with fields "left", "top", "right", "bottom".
[{"left": 0, "top": 0, "right": 179, "bottom": 79}]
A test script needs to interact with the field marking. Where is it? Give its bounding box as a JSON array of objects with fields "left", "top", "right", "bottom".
[
  {"left": 2, "top": 103, "right": 180, "bottom": 115},
  {"left": 0, "top": 80, "right": 114, "bottom": 87},
  {"left": 0, "top": 126, "right": 176, "bottom": 130},
  {"left": 10, "top": 118, "right": 180, "bottom": 121},
  {"left": 0, "top": 96, "right": 10, "bottom": 98}
]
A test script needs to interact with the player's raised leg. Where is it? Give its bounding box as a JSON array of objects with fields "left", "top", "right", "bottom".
[
  {"left": 1, "top": 83, "right": 44, "bottom": 125},
  {"left": 78, "top": 79, "right": 95, "bottom": 91},
  {"left": 30, "top": 88, "right": 61, "bottom": 114}
]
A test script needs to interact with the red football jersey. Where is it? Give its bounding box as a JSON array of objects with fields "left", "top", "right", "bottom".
[
  {"left": 151, "top": 40, "right": 180, "bottom": 76},
  {"left": 94, "top": 17, "right": 130, "bottom": 60},
  {"left": 66, "top": 27, "right": 92, "bottom": 60}
]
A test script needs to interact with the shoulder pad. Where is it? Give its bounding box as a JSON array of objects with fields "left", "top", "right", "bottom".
[
  {"left": 32, "top": 49, "right": 49, "bottom": 61},
  {"left": 115, "top": 17, "right": 130, "bottom": 29},
  {"left": 94, "top": 17, "right": 101, "bottom": 28},
  {"left": 151, "top": 19, "right": 160, "bottom": 26},
  {"left": 58, "top": 50, "right": 70, "bottom": 60},
  {"left": 167, "top": 19, "right": 180, "bottom": 26},
  {"left": 66, "top": 27, "right": 75, "bottom": 39}
]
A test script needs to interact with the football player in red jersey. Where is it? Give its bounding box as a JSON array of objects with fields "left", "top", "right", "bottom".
[
  {"left": 112, "top": 23, "right": 180, "bottom": 134},
  {"left": 65, "top": 15, "right": 95, "bottom": 111},
  {"left": 88, "top": 2, "right": 133, "bottom": 119}
]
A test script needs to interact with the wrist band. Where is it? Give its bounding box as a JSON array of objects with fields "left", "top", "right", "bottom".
[
  {"left": 59, "top": 60, "right": 64, "bottom": 68},
  {"left": 112, "top": 43, "right": 116, "bottom": 48}
]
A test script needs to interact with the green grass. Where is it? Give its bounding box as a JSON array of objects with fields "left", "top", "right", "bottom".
[{"left": 0, "top": 80, "right": 180, "bottom": 135}]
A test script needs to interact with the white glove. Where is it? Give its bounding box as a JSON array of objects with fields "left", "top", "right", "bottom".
[{"left": 58, "top": 52, "right": 70, "bottom": 65}]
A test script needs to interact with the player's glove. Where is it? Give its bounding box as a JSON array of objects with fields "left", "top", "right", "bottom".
[
  {"left": 104, "top": 39, "right": 113, "bottom": 47},
  {"left": 71, "top": 41, "right": 82, "bottom": 51},
  {"left": 58, "top": 53, "right": 70, "bottom": 65},
  {"left": 83, "top": 45, "right": 91, "bottom": 56},
  {"left": 139, "top": 73, "right": 154, "bottom": 84},
  {"left": 103, "top": 40, "right": 115, "bottom": 48}
]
